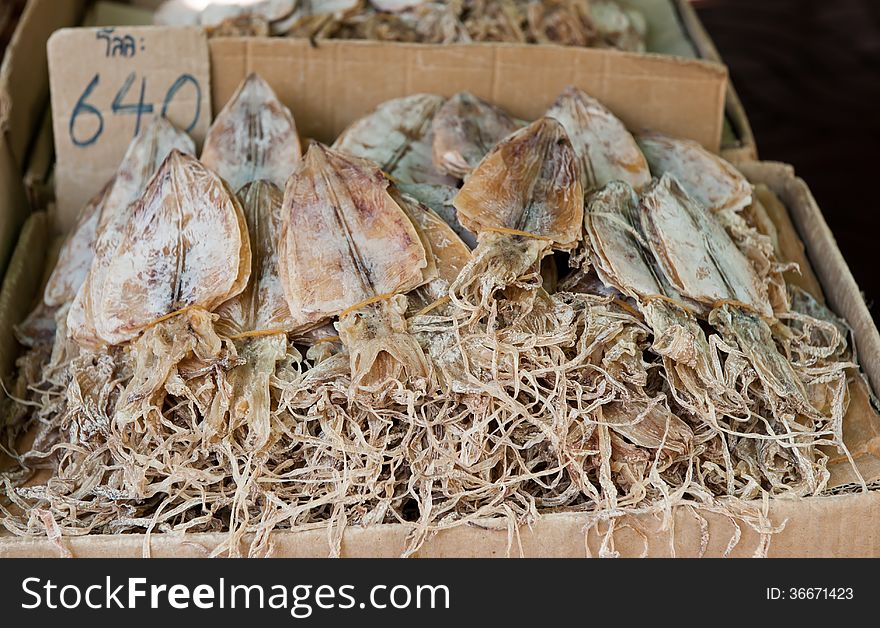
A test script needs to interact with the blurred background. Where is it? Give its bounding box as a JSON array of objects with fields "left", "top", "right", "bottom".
[{"left": 695, "top": 0, "right": 880, "bottom": 317}]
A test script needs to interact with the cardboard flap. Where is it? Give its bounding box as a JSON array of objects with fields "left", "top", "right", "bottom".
[
  {"left": 48, "top": 26, "right": 212, "bottom": 229},
  {"left": 209, "top": 38, "right": 727, "bottom": 151},
  {"left": 0, "top": 0, "right": 85, "bottom": 166}
]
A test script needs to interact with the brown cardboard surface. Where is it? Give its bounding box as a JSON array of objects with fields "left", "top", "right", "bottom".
[
  {"left": 208, "top": 38, "right": 726, "bottom": 150},
  {"left": 2, "top": 161, "right": 879, "bottom": 557},
  {"left": 2, "top": 490, "right": 879, "bottom": 558},
  {"left": 49, "top": 25, "right": 212, "bottom": 228},
  {"left": 0, "top": 0, "right": 86, "bottom": 167},
  {"left": 0, "top": 133, "right": 25, "bottom": 279}
]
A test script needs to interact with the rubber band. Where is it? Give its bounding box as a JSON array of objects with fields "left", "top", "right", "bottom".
[
  {"left": 339, "top": 292, "right": 397, "bottom": 318},
  {"left": 641, "top": 294, "right": 684, "bottom": 308},
  {"left": 481, "top": 226, "right": 553, "bottom": 241},
  {"left": 611, "top": 297, "right": 642, "bottom": 319},
  {"left": 414, "top": 295, "right": 450, "bottom": 317},
  {"left": 309, "top": 335, "right": 341, "bottom": 345},
  {"left": 144, "top": 305, "right": 199, "bottom": 329},
  {"left": 229, "top": 328, "right": 287, "bottom": 341}
]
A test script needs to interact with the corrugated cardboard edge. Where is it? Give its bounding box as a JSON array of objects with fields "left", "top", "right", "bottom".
[
  {"left": 0, "top": 130, "right": 26, "bottom": 281},
  {"left": 674, "top": 0, "right": 758, "bottom": 162},
  {"left": 0, "top": 0, "right": 86, "bottom": 166},
  {"left": 0, "top": 210, "right": 45, "bottom": 379},
  {"left": 738, "top": 161, "right": 880, "bottom": 396},
  {"left": 2, "top": 162, "right": 880, "bottom": 557},
  {"left": 1, "top": 491, "right": 878, "bottom": 558},
  {"left": 207, "top": 38, "right": 728, "bottom": 152}
]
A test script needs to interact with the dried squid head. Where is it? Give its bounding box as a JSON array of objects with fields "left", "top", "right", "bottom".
[
  {"left": 209, "top": 181, "right": 295, "bottom": 449},
  {"left": 709, "top": 304, "right": 813, "bottom": 415},
  {"left": 640, "top": 174, "right": 772, "bottom": 318},
  {"left": 336, "top": 294, "right": 430, "bottom": 389},
  {"left": 546, "top": 85, "right": 650, "bottom": 192},
  {"left": 431, "top": 91, "right": 520, "bottom": 178},
  {"left": 332, "top": 93, "right": 456, "bottom": 186},
  {"left": 600, "top": 399, "right": 693, "bottom": 469},
  {"left": 67, "top": 117, "right": 196, "bottom": 348},
  {"left": 637, "top": 132, "right": 752, "bottom": 213},
  {"left": 116, "top": 307, "right": 230, "bottom": 428},
  {"left": 201, "top": 72, "right": 301, "bottom": 190},
  {"left": 94, "top": 149, "right": 251, "bottom": 346},
  {"left": 451, "top": 116, "right": 583, "bottom": 316},
  {"left": 280, "top": 143, "right": 431, "bottom": 388}
]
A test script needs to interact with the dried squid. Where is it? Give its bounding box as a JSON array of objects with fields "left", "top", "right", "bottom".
[
  {"left": 579, "top": 180, "right": 735, "bottom": 417},
  {"left": 97, "top": 150, "right": 251, "bottom": 426},
  {"left": 390, "top": 188, "right": 471, "bottom": 313},
  {"left": 211, "top": 180, "right": 293, "bottom": 449},
  {"left": 2, "top": 88, "right": 869, "bottom": 558},
  {"left": 68, "top": 117, "right": 196, "bottom": 348},
  {"left": 280, "top": 143, "right": 431, "bottom": 388},
  {"left": 331, "top": 94, "right": 470, "bottom": 240},
  {"left": 450, "top": 116, "right": 583, "bottom": 316},
  {"left": 637, "top": 132, "right": 752, "bottom": 213}
]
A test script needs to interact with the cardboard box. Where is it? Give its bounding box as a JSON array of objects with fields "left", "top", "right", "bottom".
[
  {"left": 0, "top": 28, "right": 878, "bottom": 557},
  {"left": 1, "top": 162, "right": 878, "bottom": 558}
]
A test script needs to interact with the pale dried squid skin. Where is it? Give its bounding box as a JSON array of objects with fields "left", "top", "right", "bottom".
[
  {"left": 214, "top": 180, "right": 295, "bottom": 338},
  {"left": 545, "top": 85, "right": 650, "bottom": 192},
  {"left": 369, "top": 0, "right": 428, "bottom": 11},
  {"left": 453, "top": 116, "right": 584, "bottom": 250},
  {"left": 43, "top": 181, "right": 114, "bottom": 308},
  {"left": 592, "top": 1, "right": 647, "bottom": 53},
  {"left": 640, "top": 174, "right": 772, "bottom": 318},
  {"left": 155, "top": 0, "right": 297, "bottom": 28},
  {"left": 392, "top": 189, "right": 469, "bottom": 287},
  {"left": 637, "top": 132, "right": 752, "bottom": 213},
  {"left": 201, "top": 72, "right": 301, "bottom": 191},
  {"left": 396, "top": 181, "right": 476, "bottom": 248},
  {"left": 431, "top": 91, "right": 520, "bottom": 178},
  {"left": 581, "top": 181, "right": 726, "bottom": 405},
  {"left": 279, "top": 143, "right": 428, "bottom": 328},
  {"left": 581, "top": 181, "right": 664, "bottom": 299},
  {"left": 67, "top": 117, "right": 196, "bottom": 347},
  {"left": 94, "top": 150, "right": 251, "bottom": 345},
  {"left": 332, "top": 93, "right": 456, "bottom": 186},
  {"left": 392, "top": 189, "right": 471, "bottom": 310}
]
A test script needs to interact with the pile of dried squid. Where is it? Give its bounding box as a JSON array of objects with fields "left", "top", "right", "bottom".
[
  {"left": 0, "top": 74, "right": 864, "bottom": 556},
  {"left": 154, "top": 0, "right": 646, "bottom": 52}
]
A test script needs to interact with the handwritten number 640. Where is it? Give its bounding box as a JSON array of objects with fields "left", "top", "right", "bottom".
[{"left": 69, "top": 73, "right": 202, "bottom": 147}]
